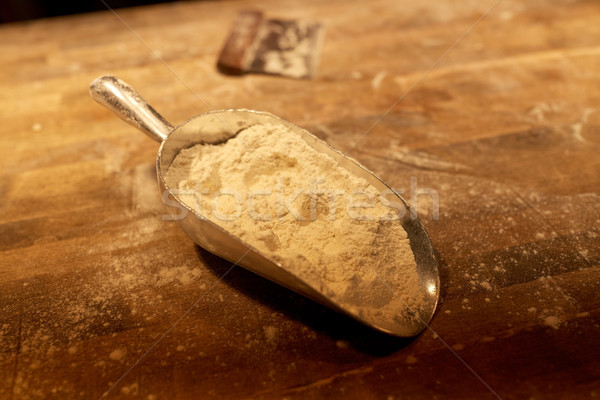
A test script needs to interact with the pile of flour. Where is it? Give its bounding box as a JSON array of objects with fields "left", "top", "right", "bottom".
[{"left": 164, "top": 123, "right": 425, "bottom": 324}]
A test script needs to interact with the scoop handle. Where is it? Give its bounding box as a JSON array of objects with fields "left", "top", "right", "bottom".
[{"left": 89, "top": 75, "right": 173, "bottom": 143}]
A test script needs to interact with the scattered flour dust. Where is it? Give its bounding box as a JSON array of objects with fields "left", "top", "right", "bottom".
[
  {"left": 165, "top": 122, "right": 427, "bottom": 327},
  {"left": 263, "top": 325, "right": 278, "bottom": 342},
  {"left": 543, "top": 315, "right": 562, "bottom": 330},
  {"left": 451, "top": 343, "right": 465, "bottom": 351},
  {"left": 120, "top": 381, "right": 139, "bottom": 395},
  {"left": 0, "top": 245, "right": 205, "bottom": 395},
  {"left": 109, "top": 348, "right": 126, "bottom": 361},
  {"left": 532, "top": 276, "right": 568, "bottom": 330},
  {"left": 156, "top": 266, "right": 202, "bottom": 286},
  {"left": 405, "top": 354, "right": 418, "bottom": 364}
]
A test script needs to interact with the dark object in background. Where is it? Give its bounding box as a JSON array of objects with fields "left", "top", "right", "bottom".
[
  {"left": 217, "top": 9, "right": 324, "bottom": 79},
  {"left": 217, "top": 9, "right": 265, "bottom": 76},
  {"left": 0, "top": 0, "right": 175, "bottom": 23}
]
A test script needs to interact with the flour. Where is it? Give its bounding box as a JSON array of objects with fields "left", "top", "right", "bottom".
[
  {"left": 109, "top": 348, "right": 126, "bottom": 361},
  {"left": 542, "top": 315, "right": 562, "bottom": 330},
  {"left": 164, "top": 122, "right": 425, "bottom": 325}
]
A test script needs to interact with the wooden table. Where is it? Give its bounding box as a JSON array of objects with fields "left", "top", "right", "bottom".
[{"left": 1, "top": 0, "right": 599, "bottom": 398}]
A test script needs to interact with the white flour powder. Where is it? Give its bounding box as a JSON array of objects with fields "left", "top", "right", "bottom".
[{"left": 165, "top": 123, "right": 425, "bottom": 325}]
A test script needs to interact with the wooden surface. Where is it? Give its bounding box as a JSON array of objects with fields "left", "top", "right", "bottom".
[{"left": 1, "top": 0, "right": 599, "bottom": 399}]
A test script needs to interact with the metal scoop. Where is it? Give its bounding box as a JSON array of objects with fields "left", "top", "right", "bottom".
[{"left": 89, "top": 75, "right": 439, "bottom": 337}]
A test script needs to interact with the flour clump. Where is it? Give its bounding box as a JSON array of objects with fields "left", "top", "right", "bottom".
[{"left": 164, "top": 122, "right": 426, "bottom": 324}]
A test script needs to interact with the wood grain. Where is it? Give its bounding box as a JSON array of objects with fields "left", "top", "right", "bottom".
[{"left": 0, "top": 0, "right": 599, "bottom": 399}]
